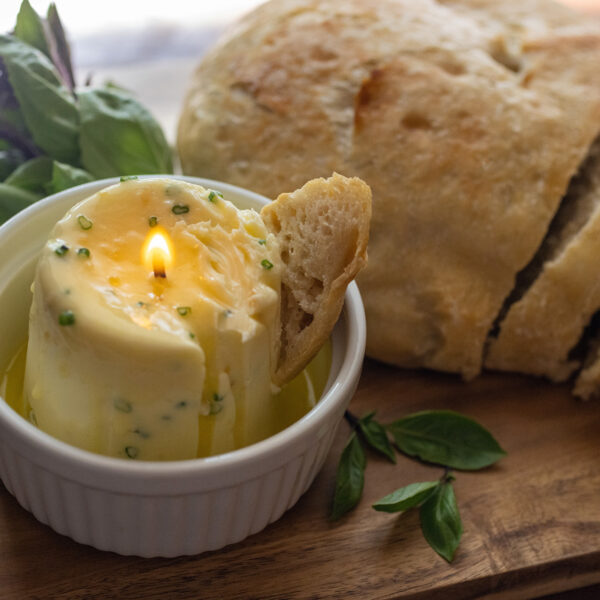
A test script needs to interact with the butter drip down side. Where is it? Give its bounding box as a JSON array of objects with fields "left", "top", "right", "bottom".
[{"left": 22, "top": 178, "right": 298, "bottom": 460}]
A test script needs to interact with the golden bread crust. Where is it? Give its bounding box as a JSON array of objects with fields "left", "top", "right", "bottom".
[{"left": 178, "top": 0, "right": 600, "bottom": 380}]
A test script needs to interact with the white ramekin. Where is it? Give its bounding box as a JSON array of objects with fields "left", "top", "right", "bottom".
[{"left": 0, "top": 176, "right": 366, "bottom": 557}]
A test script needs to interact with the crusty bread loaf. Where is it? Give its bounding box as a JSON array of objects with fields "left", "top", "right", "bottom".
[
  {"left": 178, "top": 0, "right": 600, "bottom": 391},
  {"left": 486, "top": 138, "right": 600, "bottom": 384},
  {"left": 262, "top": 173, "right": 371, "bottom": 385}
]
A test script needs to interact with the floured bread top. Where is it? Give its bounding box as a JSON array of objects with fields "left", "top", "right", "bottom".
[
  {"left": 178, "top": 0, "right": 600, "bottom": 377},
  {"left": 178, "top": 0, "right": 600, "bottom": 382}
]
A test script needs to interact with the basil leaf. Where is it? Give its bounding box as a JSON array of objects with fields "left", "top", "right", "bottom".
[
  {"left": 13, "top": 0, "right": 49, "bottom": 58},
  {"left": 372, "top": 480, "right": 439, "bottom": 513},
  {"left": 358, "top": 412, "right": 396, "bottom": 463},
  {"left": 0, "top": 144, "right": 26, "bottom": 180},
  {"left": 5, "top": 156, "right": 52, "bottom": 193},
  {"left": 0, "top": 57, "right": 29, "bottom": 136},
  {"left": 420, "top": 480, "right": 462, "bottom": 562},
  {"left": 79, "top": 87, "right": 173, "bottom": 178},
  {"left": 5, "top": 155, "right": 52, "bottom": 193},
  {"left": 330, "top": 432, "right": 366, "bottom": 521},
  {"left": 387, "top": 410, "right": 506, "bottom": 470},
  {"left": 0, "top": 182, "right": 40, "bottom": 225},
  {"left": 0, "top": 35, "right": 79, "bottom": 164},
  {"left": 48, "top": 160, "right": 93, "bottom": 193},
  {"left": 45, "top": 3, "right": 75, "bottom": 90}
]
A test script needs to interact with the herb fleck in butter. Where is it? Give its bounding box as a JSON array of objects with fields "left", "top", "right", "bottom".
[
  {"left": 77, "top": 215, "right": 93, "bottom": 230},
  {"left": 172, "top": 204, "right": 189, "bottom": 215},
  {"left": 58, "top": 310, "right": 75, "bottom": 325}
]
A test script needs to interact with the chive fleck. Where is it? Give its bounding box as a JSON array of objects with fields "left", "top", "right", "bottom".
[
  {"left": 77, "top": 247, "right": 90, "bottom": 258},
  {"left": 210, "top": 402, "right": 223, "bottom": 415},
  {"left": 54, "top": 244, "right": 69, "bottom": 256},
  {"left": 148, "top": 216, "right": 158, "bottom": 227},
  {"left": 77, "top": 215, "right": 93, "bottom": 230},
  {"left": 132, "top": 428, "right": 150, "bottom": 439},
  {"left": 172, "top": 204, "right": 189, "bottom": 215},
  {"left": 114, "top": 398, "right": 132, "bottom": 413},
  {"left": 189, "top": 332, "right": 196, "bottom": 339},
  {"left": 261, "top": 259, "right": 274, "bottom": 270},
  {"left": 176, "top": 400, "right": 188, "bottom": 409},
  {"left": 208, "top": 190, "right": 223, "bottom": 203},
  {"left": 212, "top": 393, "right": 224, "bottom": 403},
  {"left": 258, "top": 239, "right": 267, "bottom": 245},
  {"left": 120, "top": 175, "right": 138, "bottom": 182},
  {"left": 125, "top": 446, "right": 138, "bottom": 459},
  {"left": 58, "top": 310, "right": 75, "bottom": 326},
  {"left": 177, "top": 306, "right": 192, "bottom": 316}
]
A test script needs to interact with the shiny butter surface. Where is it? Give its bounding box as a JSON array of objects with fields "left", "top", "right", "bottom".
[{"left": 21, "top": 178, "right": 305, "bottom": 460}]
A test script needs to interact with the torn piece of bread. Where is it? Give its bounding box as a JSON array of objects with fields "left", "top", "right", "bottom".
[
  {"left": 486, "top": 138, "right": 600, "bottom": 382},
  {"left": 261, "top": 173, "right": 371, "bottom": 385}
]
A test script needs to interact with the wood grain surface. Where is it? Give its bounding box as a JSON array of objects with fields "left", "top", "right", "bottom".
[{"left": 1, "top": 360, "right": 599, "bottom": 599}]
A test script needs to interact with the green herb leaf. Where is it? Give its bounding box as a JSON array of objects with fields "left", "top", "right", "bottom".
[
  {"left": 0, "top": 35, "right": 79, "bottom": 164},
  {"left": 125, "top": 446, "right": 138, "bottom": 459},
  {"left": 330, "top": 432, "right": 366, "bottom": 520},
  {"left": 261, "top": 259, "right": 274, "bottom": 270},
  {"left": 372, "top": 480, "right": 439, "bottom": 513},
  {"left": 148, "top": 215, "right": 158, "bottom": 227},
  {"left": 207, "top": 189, "right": 222, "bottom": 202},
  {"left": 58, "top": 309, "right": 75, "bottom": 325},
  {"left": 113, "top": 397, "right": 132, "bottom": 413},
  {"left": 45, "top": 3, "right": 75, "bottom": 90},
  {"left": 77, "top": 247, "right": 90, "bottom": 258},
  {"left": 420, "top": 480, "right": 462, "bottom": 562},
  {"left": 77, "top": 214, "right": 92, "bottom": 230},
  {"left": 0, "top": 144, "right": 27, "bottom": 180},
  {"left": 4, "top": 156, "right": 52, "bottom": 194},
  {"left": 176, "top": 306, "right": 191, "bottom": 316},
  {"left": 0, "top": 181, "right": 39, "bottom": 224},
  {"left": 54, "top": 243, "right": 68, "bottom": 256},
  {"left": 257, "top": 239, "right": 267, "bottom": 245},
  {"left": 13, "top": 0, "right": 49, "bottom": 59},
  {"left": 358, "top": 412, "right": 396, "bottom": 463},
  {"left": 171, "top": 204, "right": 189, "bottom": 215},
  {"left": 79, "top": 87, "right": 172, "bottom": 177},
  {"left": 387, "top": 410, "right": 506, "bottom": 470},
  {"left": 48, "top": 161, "right": 93, "bottom": 193}
]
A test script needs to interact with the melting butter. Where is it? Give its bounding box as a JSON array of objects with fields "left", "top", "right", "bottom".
[{"left": 1, "top": 339, "right": 331, "bottom": 458}]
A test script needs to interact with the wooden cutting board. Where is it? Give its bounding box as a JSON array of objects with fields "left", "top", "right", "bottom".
[{"left": 1, "top": 360, "right": 599, "bottom": 599}]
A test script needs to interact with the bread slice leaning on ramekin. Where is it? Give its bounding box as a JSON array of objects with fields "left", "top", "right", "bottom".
[{"left": 261, "top": 173, "right": 371, "bottom": 386}]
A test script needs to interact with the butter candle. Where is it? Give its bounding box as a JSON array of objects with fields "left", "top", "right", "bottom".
[{"left": 24, "top": 177, "right": 283, "bottom": 460}]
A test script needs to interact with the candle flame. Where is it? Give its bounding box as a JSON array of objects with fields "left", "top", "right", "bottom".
[{"left": 143, "top": 228, "right": 173, "bottom": 278}]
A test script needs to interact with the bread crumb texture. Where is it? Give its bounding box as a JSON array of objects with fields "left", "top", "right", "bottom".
[
  {"left": 178, "top": 0, "right": 600, "bottom": 390},
  {"left": 261, "top": 173, "right": 371, "bottom": 385}
]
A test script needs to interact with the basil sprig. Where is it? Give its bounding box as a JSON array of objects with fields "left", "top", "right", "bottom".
[
  {"left": 0, "top": 1, "right": 173, "bottom": 226},
  {"left": 331, "top": 409, "right": 505, "bottom": 562}
]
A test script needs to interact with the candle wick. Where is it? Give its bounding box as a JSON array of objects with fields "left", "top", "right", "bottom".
[{"left": 154, "top": 268, "right": 166, "bottom": 279}]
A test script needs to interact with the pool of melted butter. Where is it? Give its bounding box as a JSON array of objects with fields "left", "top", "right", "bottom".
[{"left": 0, "top": 339, "right": 332, "bottom": 459}]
